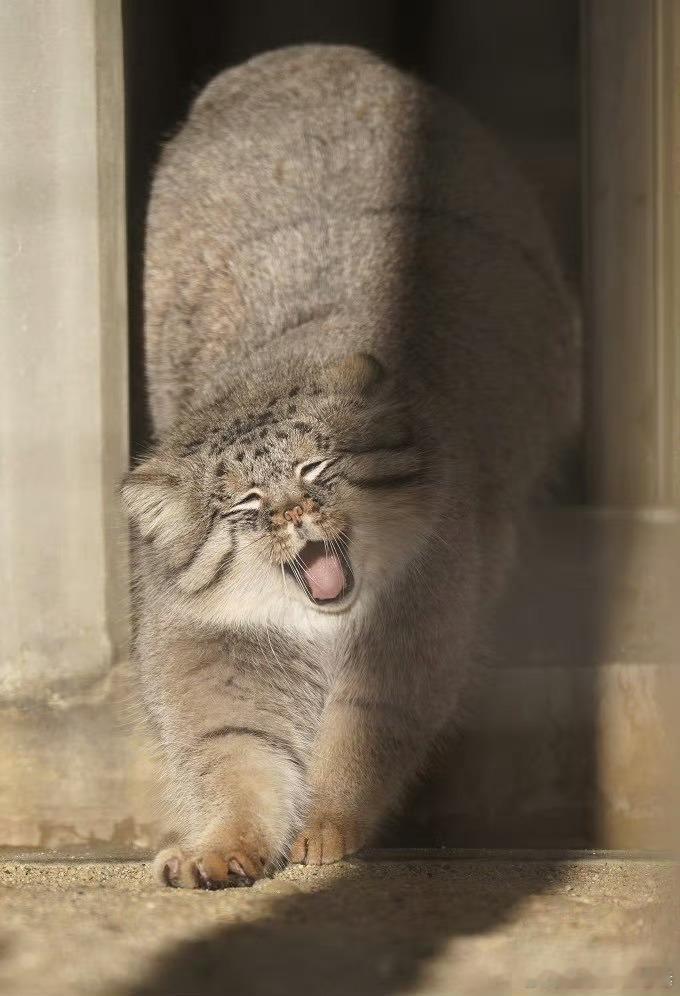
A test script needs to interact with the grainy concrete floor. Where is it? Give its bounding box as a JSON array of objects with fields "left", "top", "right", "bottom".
[{"left": 0, "top": 851, "right": 676, "bottom": 996}]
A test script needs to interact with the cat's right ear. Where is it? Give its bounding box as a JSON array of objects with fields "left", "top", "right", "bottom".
[
  {"left": 120, "top": 460, "right": 190, "bottom": 548},
  {"left": 321, "top": 352, "right": 386, "bottom": 396}
]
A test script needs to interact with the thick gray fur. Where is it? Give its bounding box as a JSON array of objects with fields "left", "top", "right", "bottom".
[{"left": 123, "top": 45, "right": 579, "bottom": 887}]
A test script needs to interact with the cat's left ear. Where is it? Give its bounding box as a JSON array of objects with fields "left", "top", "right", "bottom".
[
  {"left": 321, "top": 352, "right": 386, "bottom": 396},
  {"left": 120, "top": 458, "right": 194, "bottom": 549}
]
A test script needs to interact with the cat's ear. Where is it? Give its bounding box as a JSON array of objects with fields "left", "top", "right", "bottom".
[
  {"left": 321, "top": 352, "right": 386, "bottom": 396},
  {"left": 121, "top": 459, "right": 192, "bottom": 548}
]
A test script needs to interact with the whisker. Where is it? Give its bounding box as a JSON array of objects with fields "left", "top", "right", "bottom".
[
  {"left": 332, "top": 531, "right": 352, "bottom": 559},
  {"left": 236, "top": 532, "right": 269, "bottom": 554},
  {"left": 424, "top": 528, "right": 459, "bottom": 556},
  {"left": 288, "top": 556, "right": 308, "bottom": 593},
  {"left": 289, "top": 554, "right": 306, "bottom": 582},
  {"left": 265, "top": 622, "right": 287, "bottom": 673},
  {"left": 329, "top": 535, "right": 352, "bottom": 572},
  {"left": 323, "top": 535, "right": 351, "bottom": 593}
]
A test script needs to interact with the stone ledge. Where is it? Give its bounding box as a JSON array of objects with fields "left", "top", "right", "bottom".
[{"left": 0, "top": 854, "right": 676, "bottom": 996}]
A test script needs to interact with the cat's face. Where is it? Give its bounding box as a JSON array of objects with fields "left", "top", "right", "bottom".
[{"left": 123, "top": 354, "right": 433, "bottom": 628}]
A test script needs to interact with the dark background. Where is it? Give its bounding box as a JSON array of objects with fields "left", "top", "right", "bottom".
[{"left": 122, "top": 0, "right": 580, "bottom": 458}]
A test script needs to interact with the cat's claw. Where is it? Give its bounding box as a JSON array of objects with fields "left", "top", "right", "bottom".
[
  {"left": 153, "top": 846, "right": 265, "bottom": 889},
  {"left": 289, "top": 820, "right": 362, "bottom": 865}
]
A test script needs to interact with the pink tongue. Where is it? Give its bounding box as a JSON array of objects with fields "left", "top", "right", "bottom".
[{"left": 300, "top": 549, "right": 345, "bottom": 601}]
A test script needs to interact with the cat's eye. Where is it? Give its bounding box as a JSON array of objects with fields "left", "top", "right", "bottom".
[
  {"left": 229, "top": 489, "right": 263, "bottom": 513},
  {"left": 296, "top": 458, "right": 335, "bottom": 483}
]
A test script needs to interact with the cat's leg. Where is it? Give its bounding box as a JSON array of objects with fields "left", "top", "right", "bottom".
[
  {"left": 288, "top": 684, "right": 433, "bottom": 864},
  {"left": 141, "top": 625, "right": 326, "bottom": 888},
  {"left": 290, "top": 566, "right": 479, "bottom": 865}
]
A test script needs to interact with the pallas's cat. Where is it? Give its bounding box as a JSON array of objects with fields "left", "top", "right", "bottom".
[{"left": 122, "top": 45, "right": 578, "bottom": 888}]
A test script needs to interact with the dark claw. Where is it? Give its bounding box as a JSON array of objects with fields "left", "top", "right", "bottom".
[
  {"left": 162, "top": 858, "right": 180, "bottom": 887},
  {"left": 227, "top": 872, "right": 254, "bottom": 888}
]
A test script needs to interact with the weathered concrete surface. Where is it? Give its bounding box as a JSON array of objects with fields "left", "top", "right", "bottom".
[
  {"left": 0, "top": 669, "right": 158, "bottom": 849},
  {"left": 0, "top": 853, "right": 675, "bottom": 996},
  {"left": 0, "top": 0, "right": 129, "bottom": 706}
]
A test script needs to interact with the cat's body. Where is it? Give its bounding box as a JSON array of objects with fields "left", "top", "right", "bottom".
[{"left": 124, "top": 45, "right": 578, "bottom": 887}]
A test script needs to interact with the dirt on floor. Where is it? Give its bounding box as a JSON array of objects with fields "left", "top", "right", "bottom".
[{"left": 0, "top": 851, "right": 676, "bottom": 996}]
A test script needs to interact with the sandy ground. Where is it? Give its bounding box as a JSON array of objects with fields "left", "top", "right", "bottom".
[{"left": 0, "top": 851, "right": 676, "bottom": 996}]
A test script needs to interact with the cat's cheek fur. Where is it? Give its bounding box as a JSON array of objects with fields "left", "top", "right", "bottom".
[{"left": 175, "top": 521, "right": 235, "bottom": 595}]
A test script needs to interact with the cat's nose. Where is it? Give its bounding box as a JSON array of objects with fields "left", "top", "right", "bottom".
[
  {"left": 276, "top": 497, "right": 319, "bottom": 527},
  {"left": 284, "top": 504, "right": 304, "bottom": 526}
]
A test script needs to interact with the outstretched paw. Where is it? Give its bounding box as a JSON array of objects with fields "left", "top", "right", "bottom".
[
  {"left": 153, "top": 846, "right": 266, "bottom": 890},
  {"left": 289, "top": 820, "right": 363, "bottom": 865}
]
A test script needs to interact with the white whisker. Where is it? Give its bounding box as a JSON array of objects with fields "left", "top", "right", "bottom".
[
  {"left": 237, "top": 532, "right": 269, "bottom": 554},
  {"left": 288, "top": 556, "right": 308, "bottom": 593}
]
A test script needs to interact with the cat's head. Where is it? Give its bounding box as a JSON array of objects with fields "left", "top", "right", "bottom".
[{"left": 122, "top": 353, "right": 435, "bottom": 626}]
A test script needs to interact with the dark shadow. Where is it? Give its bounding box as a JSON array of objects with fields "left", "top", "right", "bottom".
[{"left": 119, "top": 855, "right": 565, "bottom": 996}]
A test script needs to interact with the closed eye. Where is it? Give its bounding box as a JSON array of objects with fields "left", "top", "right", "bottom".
[
  {"left": 295, "top": 458, "right": 335, "bottom": 483},
  {"left": 228, "top": 489, "right": 263, "bottom": 513}
]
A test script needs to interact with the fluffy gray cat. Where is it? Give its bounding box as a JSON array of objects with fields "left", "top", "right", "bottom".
[{"left": 122, "top": 45, "right": 578, "bottom": 888}]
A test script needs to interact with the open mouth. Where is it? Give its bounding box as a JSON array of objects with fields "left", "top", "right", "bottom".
[{"left": 285, "top": 540, "right": 354, "bottom": 606}]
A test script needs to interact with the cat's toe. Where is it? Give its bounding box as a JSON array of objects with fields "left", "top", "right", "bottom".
[
  {"left": 153, "top": 846, "right": 199, "bottom": 888},
  {"left": 196, "top": 850, "right": 264, "bottom": 888},
  {"left": 290, "top": 820, "right": 361, "bottom": 865},
  {"left": 194, "top": 851, "right": 233, "bottom": 889},
  {"left": 153, "top": 847, "right": 265, "bottom": 889}
]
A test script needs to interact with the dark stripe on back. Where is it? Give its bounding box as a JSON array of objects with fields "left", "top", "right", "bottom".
[
  {"left": 199, "top": 725, "right": 304, "bottom": 769},
  {"left": 340, "top": 441, "right": 413, "bottom": 455},
  {"left": 344, "top": 471, "right": 424, "bottom": 490},
  {"left": 335, "top": 697, "right": 412, "bottom": 717}
]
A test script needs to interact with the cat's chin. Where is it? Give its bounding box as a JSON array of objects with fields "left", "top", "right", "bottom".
[{"left": 305, "top": 583, "right": 361, "bottom": 614}]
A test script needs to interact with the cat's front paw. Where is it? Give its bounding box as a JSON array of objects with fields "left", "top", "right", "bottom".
[
  {"left": 153, "top": 846, "right": 266, "bottom": 889},
  {"left": 289, "top": 819, "right": 364, "bottom": 865}
]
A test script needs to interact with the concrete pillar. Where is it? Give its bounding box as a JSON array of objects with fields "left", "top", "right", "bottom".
[
  {"left": 583, "top": 0, "right": 680, "bottom": 508},
  {"left": 0, "top": 0, "right": 129, "bottom": 705},
  {"left": 0, "top": 1, "right": 156, "bottom": 849},
  {"left": 582, "top": 0, "right": 680, "bottom": 848}
]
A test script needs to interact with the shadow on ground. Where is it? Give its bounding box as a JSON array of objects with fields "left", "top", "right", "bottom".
[{"left": 119, "top": 857, "right": 564, "bottom": 996}]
